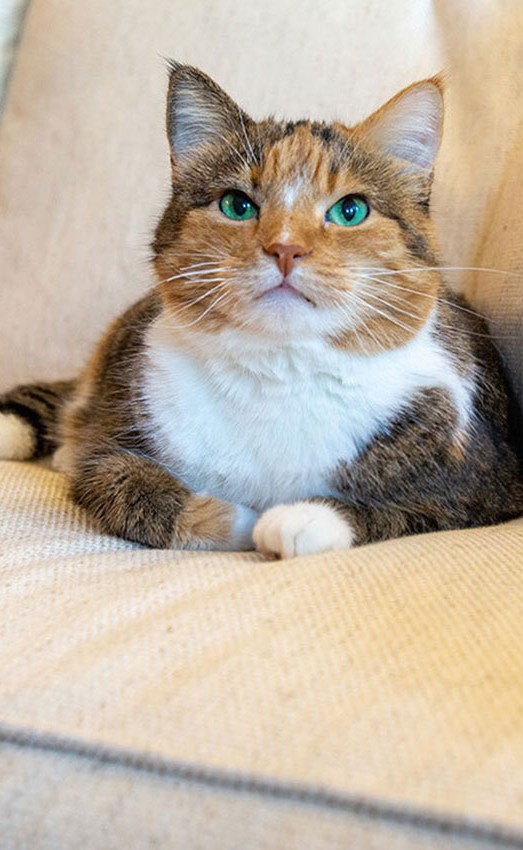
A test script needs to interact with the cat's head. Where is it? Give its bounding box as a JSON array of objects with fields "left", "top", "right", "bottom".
[{"left": 153, "top": 62, "right": 443, "bottom": 351}]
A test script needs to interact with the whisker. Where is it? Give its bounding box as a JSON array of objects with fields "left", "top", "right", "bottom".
[
  {"left": 353, "top": 265, "right": 522, "bottom": 279},
  {"left": 360, "top": 286, "right": 433, "bottom": 324},
  {"left": 168, "top": 291, "right": 231, "bottom": 329},
  {"left": 356, "top": 277, "right": 514, "bottom": 341},
  {"left": 159, "top": 269, "right": 228, "bottom": 284},
  {"left": 333, "top": 295, "right": 387, "bottom": 354},
  {"left": 338, "top": 292, "right": 417, "bottom": 333},
  {"left": 163, "top": 248, "right": 229, "bottom": 261},
  {"left": 352, "top": 297, "right": 418, "bottom": 337},
  {"left": 176, "top": 282, "right": 229, "bottom": 311},
  {"left": 357, "top": 286, "right": 472, "bottom": 355},
  {"left": 177, "top": 260, "right": 228, "bottom": 271},
  {"left": 356, "top": 273, "right": 487, "bottom": 321}
]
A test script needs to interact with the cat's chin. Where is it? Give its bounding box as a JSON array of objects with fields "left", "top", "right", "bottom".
[
  {"left": 242, "top": 303, "right": 333, "bottom": 342},
  {"left": 258, "top": 281, "right": 314, "bottom": 306}
]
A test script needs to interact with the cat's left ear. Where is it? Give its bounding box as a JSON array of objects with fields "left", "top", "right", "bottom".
[
  {"left": 166, "top": 62, "right": 251, "bottom": 170},
  {"left": 354, "top": 76, "right": 444, "bottom": 174}
]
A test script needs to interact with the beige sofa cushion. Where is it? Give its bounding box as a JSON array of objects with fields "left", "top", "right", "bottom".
[
  {"left": 2, "top": 744, "right": 517, "bottom": 850},
  {"left": 470, "top": 126, "right": 523, "bottom": 407},
  {"left": 2, "top": 459, "right": 523, "bottom": 848}
]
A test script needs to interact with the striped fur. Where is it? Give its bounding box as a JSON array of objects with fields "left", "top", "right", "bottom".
[{"left": 0, "top": 381, "right": 75, "bottom": 460}]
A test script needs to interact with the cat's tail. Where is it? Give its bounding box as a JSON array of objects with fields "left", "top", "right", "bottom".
[{"left": 0, "top": 379, "right": 76, "bottom": 461}]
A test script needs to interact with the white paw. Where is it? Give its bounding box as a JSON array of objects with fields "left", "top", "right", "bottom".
[
  {"left": 0, "top": 413, "right": 35, "bottom": 461},
  {"left": 253, "top": 502, "right": 355, "bottom": 559}
]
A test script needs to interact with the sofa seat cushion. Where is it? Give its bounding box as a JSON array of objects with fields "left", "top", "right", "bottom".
[{"left": 2, "top": 460, "right": 523, "bottom": 848}]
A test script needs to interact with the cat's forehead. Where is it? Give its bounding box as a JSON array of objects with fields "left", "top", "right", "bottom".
[{"left": 255, "top": 124, "right": 351, "bottom": 199}]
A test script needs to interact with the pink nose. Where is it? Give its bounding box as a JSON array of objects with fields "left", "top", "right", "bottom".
[{"left": 264, "top": 242, "right": 309, "bottom": 277}]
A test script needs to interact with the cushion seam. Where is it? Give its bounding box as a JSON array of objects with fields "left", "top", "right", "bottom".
[{"left": 0, "top": 721, "right": 522, "bottom": 848}]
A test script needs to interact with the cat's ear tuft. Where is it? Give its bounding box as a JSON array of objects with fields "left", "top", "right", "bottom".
[
  {"left": 166, "top": 62, "right": 247, "bottom": 165},
  {"left": 355, "top": 76, "right": 444, "bottom": 173}
]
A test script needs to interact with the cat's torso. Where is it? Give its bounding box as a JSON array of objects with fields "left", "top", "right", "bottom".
[{"left": 142, "top": 311, "right": 474, "bottom": 511}]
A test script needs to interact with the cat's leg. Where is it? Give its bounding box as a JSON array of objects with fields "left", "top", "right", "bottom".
[{"left": 72, "top": 451, "right": 257, "bottom": 550}]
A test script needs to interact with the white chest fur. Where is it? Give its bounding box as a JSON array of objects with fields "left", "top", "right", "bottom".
[{"left": 142, "top": 318, "right": 472, "bottom": 511}]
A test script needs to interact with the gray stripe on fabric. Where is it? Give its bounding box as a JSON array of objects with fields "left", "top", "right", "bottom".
[{"left": 0, "top": 721, "right": 522, "bottom": 848}]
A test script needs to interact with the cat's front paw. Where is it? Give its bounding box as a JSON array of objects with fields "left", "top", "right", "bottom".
[{"left": 253, "top": 502, "right": 354, "bottom": 559}]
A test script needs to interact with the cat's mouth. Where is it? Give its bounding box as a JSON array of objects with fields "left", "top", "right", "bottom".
[{"left": 259, "top": 280, "right": 315, "bottom": 306}]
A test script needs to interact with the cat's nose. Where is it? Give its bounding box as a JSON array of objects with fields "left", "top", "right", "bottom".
[{"left": 264, "top": 242, "right": 310, "bottom": 277}]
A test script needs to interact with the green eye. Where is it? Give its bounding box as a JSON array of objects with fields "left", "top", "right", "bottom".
[
  {"left": 326, "top": 195, "right": 369, "bottom": 226},
  {"left": 219, "top": 191, "right": 258, "bottom": 221}
]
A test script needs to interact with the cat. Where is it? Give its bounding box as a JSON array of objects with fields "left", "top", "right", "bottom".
[{"left": 1, "top": 62, "right": 522, "bottom": 558}]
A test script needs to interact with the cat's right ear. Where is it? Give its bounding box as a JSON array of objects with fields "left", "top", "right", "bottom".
[{"left": 166, "top": 62, "right": 246, "bottom": 171}]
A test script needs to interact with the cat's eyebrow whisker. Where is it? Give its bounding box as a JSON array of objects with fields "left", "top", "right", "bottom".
[
  {"left": 221, "top": 135, "right": 251, "bottom": 170},
  {"left": 237, "top": 110, "right": 259, "bottom": 167},
  {"left": 256, "top": 123, "right": 263, "bottom": 165}
]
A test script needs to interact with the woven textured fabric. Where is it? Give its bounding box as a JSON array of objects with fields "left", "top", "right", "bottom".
[
  {"left": 470, "top": 124, "right": 523, "bottom": 409},
  {"left": 0, "top": 0, "right": 29, "bottom": 109},
  {"left": 2, "top": 460, "right": 523, "bottom": 848}
]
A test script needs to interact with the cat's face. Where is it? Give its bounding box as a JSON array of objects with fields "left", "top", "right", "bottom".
[{"left": 153, "top": 64, "right": 443, "bottom": 352}]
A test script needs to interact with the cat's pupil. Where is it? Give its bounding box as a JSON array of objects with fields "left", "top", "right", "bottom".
[
  {"left": 342, "top": 198, "right": 358, "bottom": 221},
  {"left": 233, "top": 195, "right": 249, "bottom": 217}
]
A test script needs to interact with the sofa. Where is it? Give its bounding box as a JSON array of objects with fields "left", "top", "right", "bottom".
[{"left": 1, "top": 2, "right": 522, "bottom": 848}]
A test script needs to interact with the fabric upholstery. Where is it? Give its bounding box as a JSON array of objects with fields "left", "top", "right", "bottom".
[
  {"left": 1, "top": 743, "right": 516, "bottom": 850},
  {"left": 1, "top": 460, "right": 523, "bottom": 848},
  {"left": 0, "top": 0, "right": 29, "bottom": 109}
]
